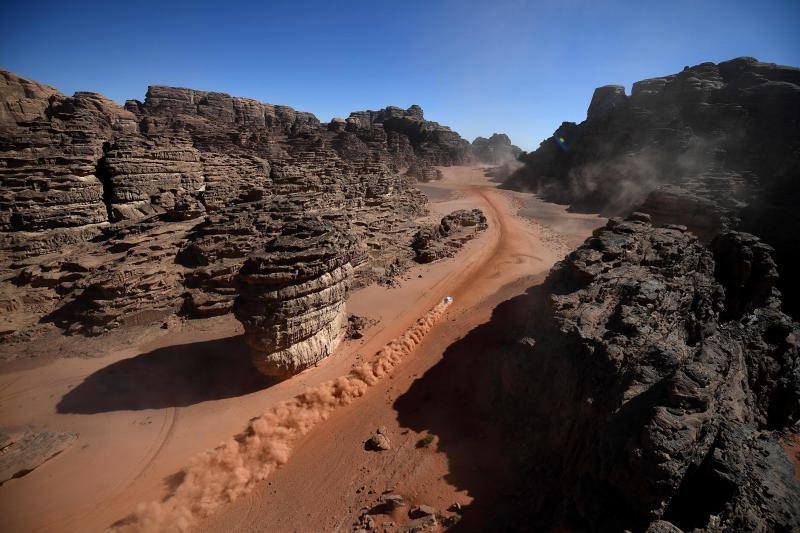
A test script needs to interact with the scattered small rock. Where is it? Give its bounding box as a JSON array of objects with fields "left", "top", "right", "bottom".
[
  {"left": 346, "top": 314, "right": 378, "bottom": 340},
  {"left": 365, "top": 426, "right": 391, "bottom": 451},
  {"left": 398, "top": 515, "right": 437, "bottom": 532},
  {"left": 409, "top": 505, "right": 436, "bottom": 518},
  {"left": 379, "top": 493, "right": 405, "bottom": 510}
]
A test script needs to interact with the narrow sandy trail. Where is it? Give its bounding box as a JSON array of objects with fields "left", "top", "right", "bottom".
[
  {"left": 201, "top": 168, "right": 604, "bottom": 532},
  {"left": 0, "top": 167, "right": 603, "bottom": 532}
]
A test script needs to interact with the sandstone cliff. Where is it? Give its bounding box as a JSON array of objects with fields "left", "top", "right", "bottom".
[
  {"left": 0, "top": 70, "right": 473, "bottom": 369},
  {"left": 490, "top": 214, "right": 800, "bottom": 531}
]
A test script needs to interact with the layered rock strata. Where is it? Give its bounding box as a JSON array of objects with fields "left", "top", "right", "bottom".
[
  {"left": 0, "top": 70, "right": 138, "bottom": 257},
  {"left": 233, "top": 221, "right": 357, "bottom": 377},
  {"left": 412, "top": 209, "right": 487, "bottom": 263},
  {"left": 344, "top": 105, "right": 473, "bottom": 169},
  {"left": 0, "top": 69, "right": 472, "bottom": 349},
  {"left": 491, "top": 213, "right": 800, "bottom": 531}
]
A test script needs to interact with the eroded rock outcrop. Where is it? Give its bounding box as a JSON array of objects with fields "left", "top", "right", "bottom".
[
  {"left": 344, "top": 105, "right": 473, "bottom": 169},
  {"left": 0, "top": 70, "right": 138, "bottom": 257},
  {"left": 471, "top": 133, "right": 522, "bottom": 165},
  {"left": 233, "top": 221, "right": 357, "bottom": 378},
  {"left": 412, "top": 209, "right": 487, "bottom": 263},
  {"left": 0, "top": 427, "right": 77, "bottom": 484},
  {"left": 503, "top": 57, "right": 800, "bottom": 314},
  {"left": 492, "top": 214, "right": 800, "bottom": 531},
  {"left": 0, "top": 69, "right": 472, "bottom": 351}
]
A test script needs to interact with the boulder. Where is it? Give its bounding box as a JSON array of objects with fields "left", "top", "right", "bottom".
[
  {"left": 233, "top": 221, "right": 357, "bottom": 378},
  {"left": 0, "top": 427, "right": 77, "bottom": 484}
]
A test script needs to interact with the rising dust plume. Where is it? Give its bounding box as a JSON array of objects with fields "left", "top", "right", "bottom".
[{"left": 122, "top": 297, "right": 453, "bottom": 532}]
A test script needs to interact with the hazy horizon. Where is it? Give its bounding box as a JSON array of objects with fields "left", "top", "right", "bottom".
[{"left": 2, "top": 0, "right": 798, "bottom": 150}]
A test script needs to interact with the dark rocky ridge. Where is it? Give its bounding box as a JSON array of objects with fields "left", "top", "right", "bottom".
[
  {"left": 505, "top": 215, "right": 799, "bottom": 531},
  {"left": 471, "top": 133, "right": 522, "bottom": 165},
  {"left": 503, "top": 57, "right": 800, "bottom": 315},
  {"left": 419, "top": 214, "right": 799, "bottom": 531},
  {"left": 0, "top": 69, "right": 472, "bottom": 351}
]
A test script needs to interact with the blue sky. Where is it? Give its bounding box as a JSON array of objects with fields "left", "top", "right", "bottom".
[{"left": 1, "top": 0, "right": 798, "bottom": 150}]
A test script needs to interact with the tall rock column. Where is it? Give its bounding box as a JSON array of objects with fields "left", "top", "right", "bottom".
[{"left": 233, "top": 221, "right": 357, "bottom": 378}]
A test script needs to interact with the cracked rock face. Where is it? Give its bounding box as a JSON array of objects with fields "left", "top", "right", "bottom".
[
  {"left": 233, "top": 221, "right": 357, "bottom": 378},
  {"left": 494, "top": 214, "right": 800, "bottom": 531}
]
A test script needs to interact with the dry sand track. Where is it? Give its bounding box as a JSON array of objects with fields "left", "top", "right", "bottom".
[{"left": 0, "top": 167, "right": 603, "bottom": 532}]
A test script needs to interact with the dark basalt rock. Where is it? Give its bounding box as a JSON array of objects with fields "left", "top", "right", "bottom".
[{"left": 493, "top": 217, "right": 800, "bottom": 531}]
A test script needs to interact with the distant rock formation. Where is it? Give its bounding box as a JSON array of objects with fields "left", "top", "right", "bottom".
[
  {"left": 344, "top": 104, "right": 473, "bottom": 170},
  {"left": 492, "top": 214, "right": 800, "bottom": 531},
  {"left": 412, "top": 209, "right": 487, "bottom": 263},
  {"left": 0, "top": 70, "right": 473, "bottom": 360},
  {"left": 471, "top": 133, "right": 522, "bottom": 165},
  {"left": 503, "top": 57, "right": 800, "bottom": 315}
]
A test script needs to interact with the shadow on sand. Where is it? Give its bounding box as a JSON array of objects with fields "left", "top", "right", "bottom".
[
  {"left": 394, "top": 282, "right": 549, "bottom": 530},
  {"left": 58, "top": 335, "right": 276, "bottom": 414}
]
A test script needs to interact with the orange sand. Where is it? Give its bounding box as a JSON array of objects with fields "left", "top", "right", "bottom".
[{"left": 0, "top": 167, "right": 604, "bottom": 532}]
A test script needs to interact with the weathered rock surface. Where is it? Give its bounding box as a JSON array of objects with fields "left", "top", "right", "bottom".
[
  {"left": 346, "top": 314, "right": 377, "bottom": 340},
  {"left": 404, "top": 161, "right": 442, "bottom": 182},
  {"left": 233, "top": 221, "right": 357, "bottom": 378},
  {"left": 365, "top": 426, "right": 391, "bottom": 451},
  {"left": 344, "top": 105, "right": 473, "bottom": 169},
  {"left": 471, "top": 133, "right": 522, "bottom": 165},
  {"left": 0, "top": 69, "right": 474, "bottom": 356},
  {"left": 503, "top": 57, "right": 800, "bottom": 314},
  {"left": 0, "top": 427, "right": 77, "bottom": 484},
  {"left": 492, "top": 215, "right": 800, "bottom": 531},
  {"left": 0, "top": 70, "right": 138, "bottom": 257},
  {"left": 412, "top": 209, "right": 487, "bottom": 263}
]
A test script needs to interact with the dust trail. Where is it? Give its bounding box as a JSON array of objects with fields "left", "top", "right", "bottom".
[{"left": 122, "top": 297, "right": 453, "bottom": 532}]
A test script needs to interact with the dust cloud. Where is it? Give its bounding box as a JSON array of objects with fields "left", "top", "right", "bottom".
[{"left": 122, "top": 297, "right": 453, "bottom": 532}]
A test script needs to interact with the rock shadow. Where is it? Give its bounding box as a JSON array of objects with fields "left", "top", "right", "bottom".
[
  {"left": 394, "top": 282, "right": 550, "bottom": 530},
  {"left": 58, "top": 335, "right": 276, "bottom": 413}
]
